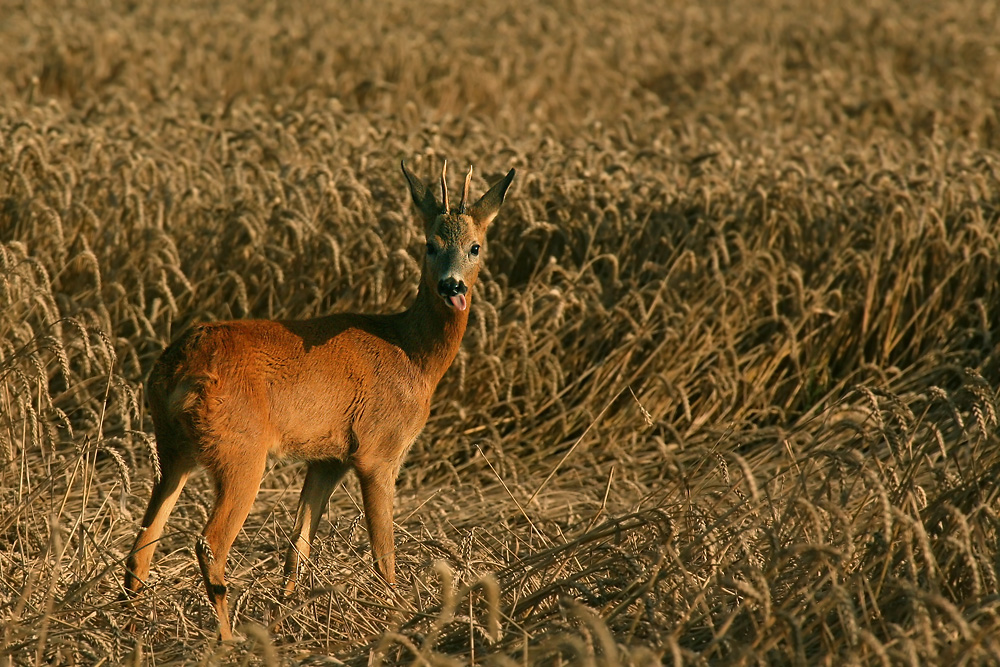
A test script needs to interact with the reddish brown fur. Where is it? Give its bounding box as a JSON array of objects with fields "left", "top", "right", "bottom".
[{"left": 124, "top": 162, "right": 515, "bottom": 640}]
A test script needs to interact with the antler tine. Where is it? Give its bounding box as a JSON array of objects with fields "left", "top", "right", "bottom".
[
  {"left": 458, "top": 165, "right": 473, "bottom": 214},
  {"left": 440, "top": 160, "right": 450, "bottom": 213}
]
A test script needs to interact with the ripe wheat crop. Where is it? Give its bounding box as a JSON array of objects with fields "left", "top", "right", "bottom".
[{"left": 2, "top": 0, "right": 999, "bottom": 664}]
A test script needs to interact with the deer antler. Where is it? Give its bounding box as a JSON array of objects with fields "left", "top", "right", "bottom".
[
  {"left": 458, "top": 165, "right": 473, "bottom": 214},
  {"left": 440, "top": 160, "right": 450, "bottom": 213}
]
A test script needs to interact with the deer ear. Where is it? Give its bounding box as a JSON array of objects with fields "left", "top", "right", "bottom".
[
  {"left": 468, "top": 168, "right": 516, "bottom": 229},
  {"left": 401, "top": 161, "right": 441, "bottom": 227}
]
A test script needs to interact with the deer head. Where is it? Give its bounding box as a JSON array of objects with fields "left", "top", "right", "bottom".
[{"left": 401, "top": 161, "right": 516, "bottom": 311}]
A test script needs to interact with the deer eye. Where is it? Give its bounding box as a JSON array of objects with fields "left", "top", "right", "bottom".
[
  {"left": 470, "top": 243, "right": 481, "bottom": 256},
  {"left": 426, "top": 242, "right": 437, "bottom": 256}
]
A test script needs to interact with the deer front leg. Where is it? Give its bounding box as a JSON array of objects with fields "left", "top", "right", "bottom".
[
  {"left": 356, "top": 463, "right": 399, "bottom": 586},
  {"left": 283, "top": 459, "right": 349, "bottom": 596}
]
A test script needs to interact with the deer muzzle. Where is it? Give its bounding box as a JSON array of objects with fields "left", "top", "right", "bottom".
[{"left": 438, "top": 278, "right": 468, "bottom": 311}]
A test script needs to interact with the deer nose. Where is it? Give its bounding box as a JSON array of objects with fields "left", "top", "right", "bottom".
[{"left": 438, "top": 278, "right": 467, "bottom": 297}]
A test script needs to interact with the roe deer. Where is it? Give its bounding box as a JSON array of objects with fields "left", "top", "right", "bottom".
[{"left": 124, "top": 161, "right": 516, "bottom": 640}]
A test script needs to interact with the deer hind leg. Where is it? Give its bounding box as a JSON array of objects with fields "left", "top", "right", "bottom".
[
  {"left": 124, "top": 435, "right": 195, "bottom": 596},
  {"left": 283, "top": 459, "right": 350, "bottom": 596},
  {"left": 196, "top": 451, "right": 268, "bottom": 641},
  {"left": 357, "top": 462, "right": 400, "bottom": 587}
]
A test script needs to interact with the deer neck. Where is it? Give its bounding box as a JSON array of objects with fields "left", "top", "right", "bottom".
[{"left": 399, "top": 281, "right": 470, "bottom": 385}]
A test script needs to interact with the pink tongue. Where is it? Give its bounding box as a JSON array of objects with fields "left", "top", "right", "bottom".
[{"left": 448, "top": 294, "right": 468, "bottom": 311}]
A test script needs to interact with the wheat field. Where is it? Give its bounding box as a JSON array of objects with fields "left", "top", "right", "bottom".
[{"left": 2, "top": 0, "right": 1000, "bottom": 664}]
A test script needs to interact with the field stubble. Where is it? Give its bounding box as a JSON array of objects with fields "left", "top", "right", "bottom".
[{"left": 2, "top": 0, "right": 1000, "bottom": 664}]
